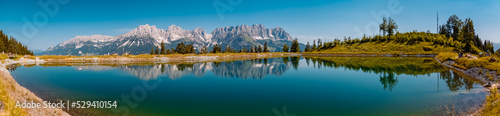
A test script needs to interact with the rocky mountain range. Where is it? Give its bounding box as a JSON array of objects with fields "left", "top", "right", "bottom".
[{"left": 44, "top": 24, "right": 304, "bottom": 55}]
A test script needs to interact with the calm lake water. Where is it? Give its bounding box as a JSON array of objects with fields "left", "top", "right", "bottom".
[{"left": 8, "top": 57, "right": 488, "bottom": 116}]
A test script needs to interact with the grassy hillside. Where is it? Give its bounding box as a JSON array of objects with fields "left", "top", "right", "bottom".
[
  {"left": 304, "top": 32, "right": 487, "bottom": 55},
  {"left": 310, "top": 41, "right": 455, "bottom": 54}
]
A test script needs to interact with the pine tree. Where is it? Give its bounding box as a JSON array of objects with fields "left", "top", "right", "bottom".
[
  {"left": 251, "top": 46, "right": 255, "bottom": 53},
  {"left": 291, "top": 38, "right": 300, "bottom": 53},
  {"left": 160, "top": 41, "right": 166, "bottom": 55},
  {"left": 305, "top": 42, "right": 311, "bottom": 52},
  {"left": 155, "top": 46, "right": 159, "bottom": 55},
  {"left": 254, "top": 45, "right": 258, "bottom": 53},
  {"left": 263, "top": 42, "right": 268, "bottom": 52},
  {"left": 258, "top": 45, "right": 262, "bottom": 53},
  {"left": 212, "top": 44, "right": 220, "bottom": 53},
  {"left": 312, "top": 40, "right": 316, "bottom": 50},
  {"left": 317, "top": 39, "right": 322, "bottom": 49},
  {"left": 150, "top": 47, "right": 154, "bottom": 55},
  {"left": 282, "top": 43, "right": 289, "bottom": 52},
  {"left": 0, "top": 30, "right": 33, "bottom": 55}
]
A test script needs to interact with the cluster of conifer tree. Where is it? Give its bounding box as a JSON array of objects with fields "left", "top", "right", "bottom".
[
  {"left": 0, "top": 30, "right": 33, "bottom": 55},
  {"left": 282, "top": 38, "right": 300, "bottom": 53},
  {"left": 210, "top": 42, "right": 270, "bottom": 54},
  {"left": 151, "top": 41, "right": 274, "bottom": 55},
  {"left": 151, "top": 42, "right": 195, "bottom": 55}
]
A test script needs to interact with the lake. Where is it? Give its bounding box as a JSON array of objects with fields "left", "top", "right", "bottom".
[{"left": 8, "top": 57, "right": 488, "bottom": 116}]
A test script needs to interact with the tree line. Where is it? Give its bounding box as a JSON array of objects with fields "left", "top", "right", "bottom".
[
  {"left": 439, "top": 15, "right": 493, "bottom": 53},
  {"left": 150, "top": 41, "right": 280, "bottom": 55},
  {"left": 301, "top": 15, "right": 496, "bottom": 54},
  {"left": 0, "top": 30, "right": 33, "bottom": 55},
  {"left": 282, "top": 38, "right": 300, "bottom": 53}
]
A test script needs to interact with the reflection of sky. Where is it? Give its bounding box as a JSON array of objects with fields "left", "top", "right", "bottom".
[{"left": 9, "top": 57, "right": 489, "bottom": 115}]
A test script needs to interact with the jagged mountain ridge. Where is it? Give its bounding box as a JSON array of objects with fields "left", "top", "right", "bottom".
[{"left": 44, "top": 24, "right": 303, "bottom": 55}]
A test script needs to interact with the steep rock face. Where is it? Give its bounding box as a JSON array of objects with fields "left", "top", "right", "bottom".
[
  {"left": 211, "top": 24, "right": 292, "bottom": 42},
  {"left": 44, "top": 24, "right": 301, "bottom": 55},
  {"left": 210, "top": 24, "right": 299, "bottom": 52}
]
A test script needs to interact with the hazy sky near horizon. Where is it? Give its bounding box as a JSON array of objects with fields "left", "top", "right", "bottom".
[{"left": 1, "top": 0, "right": 499, "bottom": 50}]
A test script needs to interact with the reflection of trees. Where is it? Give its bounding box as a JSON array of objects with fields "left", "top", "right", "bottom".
[
  {"left": 212, "top": 58, "right": 291, "bottom": 79},
  {"left": 380, "top": 72, "right": 398, "bottom": 91},
  {"left": 177, "top": 64, "right": 194, "bottom": 71},
  {"left": 290, "top": 57, "right": 300, "bottom": 70},
  {"left": 99, "top": 58, "right": 292, "bottom": 80},
  {"left": 306, "top": 56, "right": 480, "bottom": 92},
  {"left": 6, "top": 64, "right": 20, "bottom": 72},
  {"left": 305, "top": 57, "right": 447, "bottom": 76},
  {"left": 439, "top": 70, "right": 474, "bottom": 92},
  {"left": 305, "top": 57, "right": 310, "bottom": 66},
  {"left": 283, "top": 57, "right": 289, "bottom": 64}
]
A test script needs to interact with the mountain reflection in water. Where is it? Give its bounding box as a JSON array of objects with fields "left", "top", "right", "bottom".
[{"left": 57, "top": 57, "right": 480, "bottom": 92}]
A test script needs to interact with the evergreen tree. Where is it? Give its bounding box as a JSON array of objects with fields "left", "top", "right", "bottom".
[
  {"left": 166, "top": 49, "right": 171, "bottom": 54},
  {"left": 291, "top": 38, "right": 300, "bottom": 53},
  {"left": 317, "top": 39, "right": 322, "bottom": 49},
  {"left": 263, "top": 42, "right": 269, "bottom": 52},
  {"left": 155, "top": 46, "right": 159, "bottom": 55},
  {"left": 282, "top": 43, "right": 289, "bottom": 52},
  {"left": 254, "top": 45, "right": 258, "bottom": 53},
  {"left": 305, "top": 42, "right": 311, "bottom": 52},
  {"left": 258, "top": 45, "right": 262, "bottom": 53},
  {"left": 242, "top": 46, "right": 246, "bottom": 53},
  {"left": 379, "top": 17, "right": 398, "bottom": 36},
  {"left": 150, "top": 47, "right": 154, "bottom": 55},
  {"left": 0, "top": 30, "right": 33, "bottom": 55},
  {"left": 445, "top": 15, "right": 463, "bottom": 41},
  {"left": 387, "top": 17, "right": 398, "bottom": 36},
  {"left": 380, "top": 17, "right": 388, "bottom": 35},
  {"left": 175, "top": 42, "right": 186, "bottom": 54},
  {"left": 251, "top": 46, "right": 255, "bottom": 53},
  {"left": 160, "top": 41, "right": 166, "bottom": 54},
  {"left": 212, "top": 44, "right": 221, "bottom": 53},
  {"left": 312, "top": 40, "right": 317, "bottom": 50}
]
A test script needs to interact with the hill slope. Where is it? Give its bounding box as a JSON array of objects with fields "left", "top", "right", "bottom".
[{"left": 306, "top": 32, "right": 478, "bottom": 54}]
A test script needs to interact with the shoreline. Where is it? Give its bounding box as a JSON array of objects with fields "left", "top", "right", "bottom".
[
  {"left": 302, "top": 53, "right": 437, "bottom": 57},
  {"left": 435, "top": 57, "right": 500, "bottom": 86},
  {"left": 1, "top": 52, "right": 495, "bottom": 115},
  {"left": 36, "top": 53, "right": 300, "bottom": 63},
  {"left": 435, "top": 56, "right": 500, "bottom": 115},
  {"left": 0, "top": 60, "right": 70, "bottom": 115}
]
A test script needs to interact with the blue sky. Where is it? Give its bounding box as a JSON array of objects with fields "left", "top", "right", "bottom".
[{"left": 1, "top": 0, "right": 499, "bottom": 50}]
